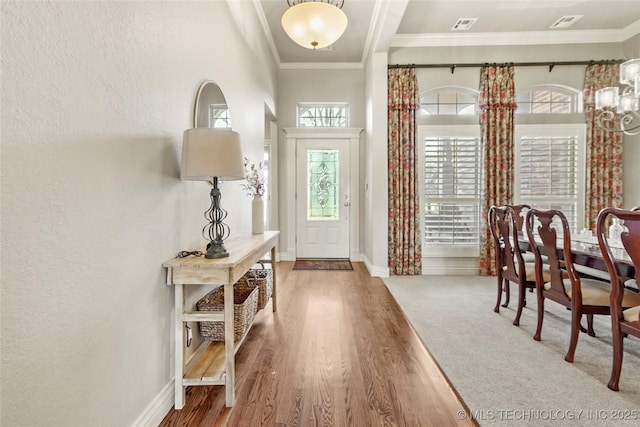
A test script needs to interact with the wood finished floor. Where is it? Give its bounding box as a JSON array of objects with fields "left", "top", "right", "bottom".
[{"left": 159, "top": 262, "right": 476, "bottom": 427}]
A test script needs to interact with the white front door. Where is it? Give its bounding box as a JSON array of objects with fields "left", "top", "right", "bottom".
[{"left": 296, "top": 139, "right": 350, "bottom": 258}]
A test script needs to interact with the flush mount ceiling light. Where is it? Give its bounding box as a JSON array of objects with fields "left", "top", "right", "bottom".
[{"left": 281, "top": 0, "right": 348, "bottom": 50}]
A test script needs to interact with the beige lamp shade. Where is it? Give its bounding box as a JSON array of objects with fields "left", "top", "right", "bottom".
[
  {"left": 281, "top": 2, "right": 348, "bottom": 50},
  {"left": 181, "top": 128, "right": 245, "bottom": 181}
]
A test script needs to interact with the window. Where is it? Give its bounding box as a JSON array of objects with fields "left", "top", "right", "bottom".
[
  {"left": 208, "top": 104, "right": 231, "bottom": 128},
  {"left": 420, "top": 126, "right": 482, "bottom": 252},
  {"left": 514, "top": 125, "right": 586, "bottom": 231},
  {"left": 516, "top": 85, "right": 582, "bottom": 114},
  {"left": 297, "top": 103, "right": 348, "bottom": 127},
  {"left": 420, "top": 87, "right": 479, "bottom": 115}
]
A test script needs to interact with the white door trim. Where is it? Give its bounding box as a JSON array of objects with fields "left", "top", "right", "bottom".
[{"left": 283, "top": 127, "right": 362, "bottom": 261}]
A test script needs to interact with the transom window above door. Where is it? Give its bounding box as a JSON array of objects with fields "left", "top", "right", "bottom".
[{"left": 297, "top": 103, "right": 348, "bottom": 127}]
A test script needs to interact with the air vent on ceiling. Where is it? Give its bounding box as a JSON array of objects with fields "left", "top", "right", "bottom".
[
  {"left": 550, "top": 15, "right": 583, "bottom": 29},
  {"left": 451, "top": 18, "right": 477, "bottom": 31}
]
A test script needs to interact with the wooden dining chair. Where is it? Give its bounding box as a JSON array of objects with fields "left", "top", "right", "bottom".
[
  {"left": 489, "top": 205, "right": 539, "bottom": 326},
  {"left": 596, "top": 207, "right": 640, "bottom": 391},
  {"left": 525, "top": 208, "right": 640, "bottom": 363}
]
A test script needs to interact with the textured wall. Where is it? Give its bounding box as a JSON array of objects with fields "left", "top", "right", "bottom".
[{"left": 0, "top": 1, "right": 276, "bottom": 426}]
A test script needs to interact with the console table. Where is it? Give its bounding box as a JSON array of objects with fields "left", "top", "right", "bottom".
[{"left": 163, "top": 231, "right": 279, "bottom": 409}]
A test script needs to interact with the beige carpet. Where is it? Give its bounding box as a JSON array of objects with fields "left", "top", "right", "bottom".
[{"left": 383, "top": 275, "right": 640, "bottom": 426}]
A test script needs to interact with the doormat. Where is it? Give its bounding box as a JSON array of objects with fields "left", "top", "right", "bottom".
[{"left": 293, "top": 259, "right": 353, "bottom": 271}]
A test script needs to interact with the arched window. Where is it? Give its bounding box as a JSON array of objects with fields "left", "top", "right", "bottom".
[
  {"left": 420, "top": 87, "right": 479, "bottom": 115},
  {"left": 516, "top": 85, "right": 582, "bottom": 114}
]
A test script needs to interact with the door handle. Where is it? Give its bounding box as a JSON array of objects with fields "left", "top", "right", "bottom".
[{"left": 344, "top": 202, "right": 351, "bottom": 207}]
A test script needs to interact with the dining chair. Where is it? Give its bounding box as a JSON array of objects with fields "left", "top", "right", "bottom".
[
  {"left": 596, "top": 207, "right": 640, "bottom": 391},
  {"left": 507, "top": 204, "right": 534, "bottom": 263},
  {"left": 489, "top": 205, "right": 540, "bottom": 326},
  {"left": 525, "top": 208, "right": 640, "bottom": 363}
]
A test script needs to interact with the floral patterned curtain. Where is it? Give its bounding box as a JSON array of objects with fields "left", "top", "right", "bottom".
[
  {"left": 388, "top": 66, "right": 421, "bottom": 275},
  {"left": 478, "top": 65, "right": 517, "bottom": 276},
  {"left": 584, "top": 63, "right": 623, "bottom": 230}
]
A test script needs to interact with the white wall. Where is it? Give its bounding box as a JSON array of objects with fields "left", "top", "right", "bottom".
[
  {"left": 623, "top": 34, "right": 640, "bottom": 208},
  {"left": 363, "top": 52, "right": 390, "bottom": 276},
  {"left": 0, "top": 1, "right": 276, "bottom": 426},
  {"left": 276, "top": 67, "right": 365, "bottom": 260}
]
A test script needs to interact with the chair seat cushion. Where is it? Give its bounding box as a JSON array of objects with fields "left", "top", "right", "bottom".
[
  {"left": 544, "top": 279, "right": 640, "bottom": 307},
  {"left": 623, "top": 305, "right": 640, "bottom": 322}
]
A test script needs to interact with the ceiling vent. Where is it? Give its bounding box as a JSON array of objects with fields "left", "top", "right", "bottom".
[
  {"left": 550, "top": 15, "right": 583, "bottom": 29},
  {"left": 451, "top": 18, "right": 477, "bottom": 31}
]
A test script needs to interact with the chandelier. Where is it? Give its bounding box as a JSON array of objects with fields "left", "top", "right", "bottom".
[
  {"left": 281, "top": 0, "right": 348, "bottom": 50},
  {"left": 595, "top": 58, "right": 640, "bottom": 135}
]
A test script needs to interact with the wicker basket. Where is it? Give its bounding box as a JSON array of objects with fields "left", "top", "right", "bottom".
[
  {"left": 196, "top": 278, "right": 259, "bottom": 341},
  {"left": 246, "top": 264, "right": 273, "bottom": 310}
]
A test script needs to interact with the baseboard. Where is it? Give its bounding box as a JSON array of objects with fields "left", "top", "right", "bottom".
[
  {"left": 362, "top": 255, "right": 389, "bottom": 277},
  {"left": 421, "top": 257, "right": 479, "bottom": 275},
  {"left": 130, "top": 379, "right": 174, "bottom": 427}
]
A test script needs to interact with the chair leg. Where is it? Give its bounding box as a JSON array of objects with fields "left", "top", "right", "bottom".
[
  {"left": 534, "top": 291, "right": 544, "bottom": 341},
  {"left": 608, "top": 320, "right": 624, "bottom": 391},
  {"left": 513, "top": 282, "right": 526, "bottom": 326},
  {"left": 586, "top": 314, "right": 596, "bottom": 337},
  {"left": 494, "top": 275, "right": 503, "bottom": 313},
  {"left": 565, "top": 310, "right": 581, "bottom": 363},
  {"left": 502, "top": 281, "right": 510, "bottom": 308}
]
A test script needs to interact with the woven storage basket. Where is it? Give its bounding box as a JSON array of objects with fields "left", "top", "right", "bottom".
[
  {"left": 246, "top": 263, "right": 273, "bottom": 310},
  {"left": 196, "top": 278, "right": 259, "bottom": 341}
]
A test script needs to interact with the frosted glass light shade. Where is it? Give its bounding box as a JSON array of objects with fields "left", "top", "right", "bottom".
[
  {"left": 620, "top": 58, "right": 640, "bottom": 86},
  {"left": 595, "top": 87, "right": 619, "bottom": 110},
  {"left": 281, "top": 2, "right": 348, "bottom": 49},
  {"left": 181, "top": 128, "right": 245, "bottom": 181}
]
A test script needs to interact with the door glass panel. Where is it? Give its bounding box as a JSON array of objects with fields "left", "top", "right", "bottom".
[{"left": 307, "top": 149, "right": 339, "bottom": 220}]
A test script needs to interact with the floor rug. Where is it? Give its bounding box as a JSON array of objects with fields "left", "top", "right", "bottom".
[
  {"left": 293, "top": 259, "right": 353, "bottom": 270},
  {"left": 383, "top": 275, "right": 640, "bottom": 426}
]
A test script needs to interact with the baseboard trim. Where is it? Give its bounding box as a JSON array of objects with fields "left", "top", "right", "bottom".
[
  {"left": 130, "top": 379, "right": 174, "bottom": 427},
  {"left": 363, "top": 255, "right": 389, "bottom": 277}
]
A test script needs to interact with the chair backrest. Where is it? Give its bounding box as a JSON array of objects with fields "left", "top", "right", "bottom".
[
  {"left": 596, "top": 208, "right": 640, "bottom": 314},
  {"left": 488, "top": 205, "right": 526, "bottom": 281},
  {"left": 525, "top": 209, "right": 579, "bottom": 301},
  {"left": 507, "top": 204, "right": 532, "bottom": 232}
]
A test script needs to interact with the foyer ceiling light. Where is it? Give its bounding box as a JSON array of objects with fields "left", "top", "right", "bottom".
[
  {"left": 595, "top": 58, "right": 640, "bottom": 135},
  {"left": 281, "top": 0, "right": 348, "bottom": 50}
]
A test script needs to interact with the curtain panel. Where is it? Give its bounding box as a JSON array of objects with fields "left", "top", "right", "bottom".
[
  {"left": 388, "top": 67, "right": 422, "bottom": 275},
  {"left": 584, "top": 63, "right": 623, "bottom": 230},
  {"left": 478, "top": 65, "right": 517, "bottom": 276}
]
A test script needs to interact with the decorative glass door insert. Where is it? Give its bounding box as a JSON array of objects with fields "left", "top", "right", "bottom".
[{"left": 307, "top": 149, "right": 339, "bottom": 221}]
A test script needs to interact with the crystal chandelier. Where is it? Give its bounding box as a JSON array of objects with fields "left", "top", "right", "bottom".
[
  {"left": 595, "top": 58, "right": 640, "bottom": 135},
  {"left": 281, "top": 0, "right": 348, "bottom": 50}
]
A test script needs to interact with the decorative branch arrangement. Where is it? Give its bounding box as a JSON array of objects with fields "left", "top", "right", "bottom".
[{"left": 241, "top": 157, "right": 265, "bottom": 198}]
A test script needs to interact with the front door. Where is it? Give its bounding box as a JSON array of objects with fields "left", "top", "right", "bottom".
[{"left": 296, "top": 139, "right": 350, "bottom": 258}]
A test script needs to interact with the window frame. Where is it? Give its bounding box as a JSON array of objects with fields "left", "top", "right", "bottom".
[
  {"left": 515, "top": 84, "right": 583, "bottom": 114},
  {"left": 296, "top": 102, "right": 349, "bottom": 128},
  {"left": 419, "top": 86, "right": 480, "bottom": 116},
  {"left": 418, "top": 125, "right": 482, "bottom": 257}
]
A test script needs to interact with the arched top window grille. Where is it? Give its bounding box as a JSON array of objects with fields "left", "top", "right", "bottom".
[
  {"left": 516, "top": 84, "right": 582, "bottom": 114},
  {"left": 420, "top": 87, "right": 479, "bottom": 115}
]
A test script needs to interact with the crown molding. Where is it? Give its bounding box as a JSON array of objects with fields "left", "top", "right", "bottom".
[
  {"left": 391, "top": 29, "right": 627, "bottom": 48},
  {"left": 279, "top": 62, "right": 364, "bottom": 70},
  {"left": 252, "top": 0, "right": 281, "bottom": 67},
  {"left": 622, "top": 18, "right": 640, "bottom": 41}
]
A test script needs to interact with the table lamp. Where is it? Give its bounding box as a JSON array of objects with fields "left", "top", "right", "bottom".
[{"left": 181, "top": 128, "right": 245, "bottom": 258}]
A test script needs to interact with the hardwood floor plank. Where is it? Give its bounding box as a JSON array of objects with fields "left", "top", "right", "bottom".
[{"left": 159, "top": 262, "right": 477, "bottom": 427}]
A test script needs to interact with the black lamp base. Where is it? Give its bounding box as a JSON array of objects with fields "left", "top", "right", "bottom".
[{"left": 205, "top": 240, "right": 229, "bottom": 259}]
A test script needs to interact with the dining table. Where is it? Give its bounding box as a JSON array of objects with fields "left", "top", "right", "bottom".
[{"left": 517, "top": 232, "right": 637, "bottom": 289}]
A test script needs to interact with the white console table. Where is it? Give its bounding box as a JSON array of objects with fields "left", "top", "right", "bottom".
[{"left": 163, "top": 231, "right": 279, "bottom": 409}]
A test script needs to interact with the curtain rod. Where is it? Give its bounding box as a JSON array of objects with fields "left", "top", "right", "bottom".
[{"left": 389, "top": 59, "right": 624, "bottom": 73}]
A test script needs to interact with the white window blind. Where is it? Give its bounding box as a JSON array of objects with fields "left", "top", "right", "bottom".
[
  {"left": 515, "top": 125, "right": 586, "bottom": 231},
  {"left": 424, "top": 136, "right": 482, "bottom": 246}
]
